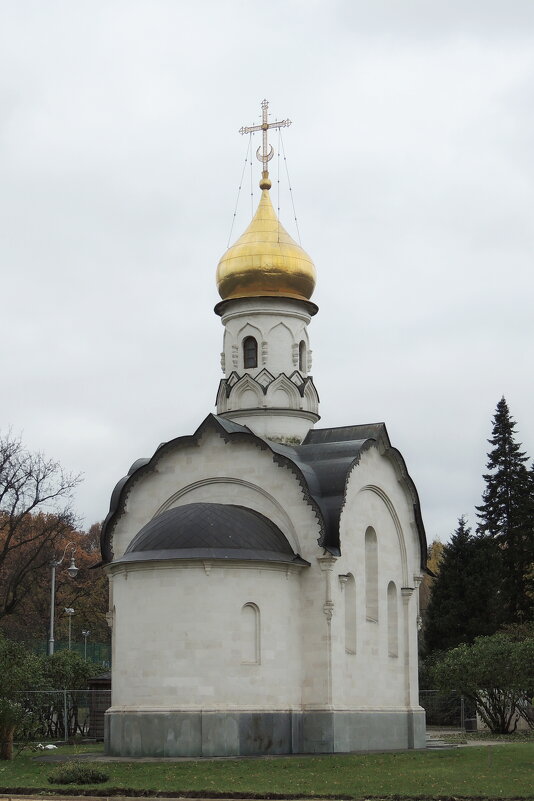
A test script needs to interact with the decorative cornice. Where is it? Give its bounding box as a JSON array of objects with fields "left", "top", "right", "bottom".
[
  {"left": 221, "top": 408, "right": 320, "bottom": 421},
  {"left": 109, "top": 557, "right": 307, "bottom": 576},
  {"left": 317, "top": 554, "right": 337, "bottom": 571},
  {"left": 219, "top": 371, "right": 318, "bottom": 400},
  {"left": 338, "top": 574, "right": 350, "bottom": 591},
  {"left": 214, "top": 295, "right": 318, "bottom": 319}
]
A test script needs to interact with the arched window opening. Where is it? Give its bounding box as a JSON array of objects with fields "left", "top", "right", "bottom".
[
  {"left": 387, "top": 581, "right": 398, "bottom": 657},
  {"left": 365, "top": 527, "right": 379, "bottom": 622},
  {"left": 299, "top": 340, "right": 306, "bottom": 372},
  {"left": 243, "top": 337, "right": 258, "bottom": 369},
  {"left": 241, "top": 603, "right": 260, "bottom": 664},
  {"left": 344, "top": 573, "right": 356, "bottom": 654}
]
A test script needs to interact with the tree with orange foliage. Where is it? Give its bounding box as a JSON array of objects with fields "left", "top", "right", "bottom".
[
  {"left": 0, "top": 433, "right": 110, "bottom": 648},
  {"left": 0, "top": 520, "right": 110, "bottom": 647},
  {"left": 0, "top": 433, "right": 80, "bottom": 624}
]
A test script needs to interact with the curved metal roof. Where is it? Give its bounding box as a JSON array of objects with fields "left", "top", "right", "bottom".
[
  {"left": 113, "top": 502, "right": 309, "bottom": 566},
  {"left": 100, "top": 414, "right": 427, "bottom": 572}
]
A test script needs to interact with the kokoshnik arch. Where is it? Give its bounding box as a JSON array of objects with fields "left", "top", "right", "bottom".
[{"left": 100, "top": 100, "right": 428, "bottom": 757}]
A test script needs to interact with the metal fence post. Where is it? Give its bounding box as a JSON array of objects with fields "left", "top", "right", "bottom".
[{"left": 64, "top": 689, "right": 68, "bottom": 742}]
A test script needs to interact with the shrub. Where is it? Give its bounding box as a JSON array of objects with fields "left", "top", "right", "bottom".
[
  {"left": 48, "top": 761, "right": 109, "bottom": 785},
  {"left": 0, "top": 636, "right": 45, "bottom": 760},
  {"left": 430, "top": 632, "right": 534, "bottom": 733}
]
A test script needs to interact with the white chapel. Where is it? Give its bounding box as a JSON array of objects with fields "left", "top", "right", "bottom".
[{"left": 100, "top": 101, "right": 428, "bottom": 757}]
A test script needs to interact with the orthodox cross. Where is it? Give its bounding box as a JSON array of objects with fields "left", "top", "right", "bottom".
[{"left": 239, "top": 99, "right": 291, "bottom": 186}]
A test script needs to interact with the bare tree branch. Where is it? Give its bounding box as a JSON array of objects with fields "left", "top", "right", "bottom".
[{"left": 0, "top": 432, "right": 82, "bottom": 621}]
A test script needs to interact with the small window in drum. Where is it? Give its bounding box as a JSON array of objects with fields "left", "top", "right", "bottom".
[{"left": 243, "top": 337, "right": 258, "bottom": 369}]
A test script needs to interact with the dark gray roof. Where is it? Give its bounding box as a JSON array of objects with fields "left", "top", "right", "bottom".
[
  {"left": 100, "top": 414, "right": 427, "bottom": 571},
  {"left": 291, "top": 428, "right": 383, "bottom": 554},
  {"left": 114, "top": 502, "right": 309, "bottom": 566}
]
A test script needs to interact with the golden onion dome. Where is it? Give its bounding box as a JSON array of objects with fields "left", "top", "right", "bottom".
[{"left": 216, "top": 182, "right": 316, "bottom": 303}]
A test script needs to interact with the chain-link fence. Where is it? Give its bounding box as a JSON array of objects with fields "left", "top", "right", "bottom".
[
  {"left": 13, "top": 687, "right": 530, "bottom": 743},
  {"left": 419, "top": 690, "right": 477, "bottom": 728},
  {"left": 28, "top": 640, "right": 111, "bottom": 667},
  {"left": 14, "top": 689, "right": 111, "bottom": 742},
  {"left": 20, "top": 689, "right": 465, "bottom": 742}
]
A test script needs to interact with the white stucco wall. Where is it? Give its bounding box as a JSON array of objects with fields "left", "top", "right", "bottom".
[
  {"left": 326, "top": 446, "right": 423, "bottom": 711},
  {"left": 107, "top": 426, "right": 423, "bottom": 719},
  {"left": 109, "top": 560, "right": 303, "bottom": 711}
]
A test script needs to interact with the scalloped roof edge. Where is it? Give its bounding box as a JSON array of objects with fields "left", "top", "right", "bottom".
[{"left": 100, "top": 414, "right": 427, "bottom": 572}]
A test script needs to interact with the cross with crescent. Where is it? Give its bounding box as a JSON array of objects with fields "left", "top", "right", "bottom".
[{"left": 239, "top": 99, "right": 291, "bottom": 188}]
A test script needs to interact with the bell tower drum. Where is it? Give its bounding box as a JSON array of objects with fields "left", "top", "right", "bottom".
[{"left": 215, "top": 101, "right": 319, "bottom": 443}]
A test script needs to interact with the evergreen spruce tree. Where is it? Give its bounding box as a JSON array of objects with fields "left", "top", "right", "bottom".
[
  {"left": 476, "top": 397, "right": 534, "bottom": 624},
  {"left": 424, "top": 517, "right": 500, "bottom": 654}
]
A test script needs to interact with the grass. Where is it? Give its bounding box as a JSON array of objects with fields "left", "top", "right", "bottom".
[{"left": 0, "top": 742, "right": 533, "bottom": 798}]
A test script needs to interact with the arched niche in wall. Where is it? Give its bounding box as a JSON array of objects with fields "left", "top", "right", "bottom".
[
  {"left": 365, "top": 527, "right": 379, "bottom": 623},
  {"left": 344, "top": 573, "right": 356, "bottom": 654},
  {"left": 267, "top": 321, "right": 293, "bottom": 364},
  {"left": 387, "top": 581, "right": 398, "bottom": 657},
  {"left": 299, "top": 340, "right": 306, "bottom": 372},
  {"left": 356, "top": 486, "right": 410, "bottom": 588},
  {"left": 232, "top": 374, "right": 263, "bottom": 408},
  {"left": 239, "top": 388, "right": 261, "bottom": 408},
  {"left": 266, "top": 374, "right": 301, "bottom": 410},
  {"left": 111, "top": 605, "right": 117, "bottom": 669},
  {"left": 303, "top": 380, "right": 319, "bottom": 414},
  {"left": 241, "top": 602, "right": 260, "bottom": 665}
]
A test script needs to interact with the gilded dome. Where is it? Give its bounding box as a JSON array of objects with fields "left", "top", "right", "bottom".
[{"left": 216, "top": 187, "right": 316, "bottom": 302}]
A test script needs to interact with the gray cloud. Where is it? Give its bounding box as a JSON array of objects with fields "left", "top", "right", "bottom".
[{"left": 1, "top": 0, "right": 533, "bottom": 543}]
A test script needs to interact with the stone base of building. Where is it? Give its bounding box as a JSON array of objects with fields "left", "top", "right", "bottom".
[{"left": 104, "top": 708, "right": 426, "bottom": 757}]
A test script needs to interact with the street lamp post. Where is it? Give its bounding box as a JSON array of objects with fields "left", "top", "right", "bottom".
[
  {"left": 65, "top": 608, "right": 75, "bottom": 650},
  {"left": 48, "top": 544, "right": 79, "bottom": 656},
  {"left": 82, "top": 629, "right": 91, "bottom": 661}
]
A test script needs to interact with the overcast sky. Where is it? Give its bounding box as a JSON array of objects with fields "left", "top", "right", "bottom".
[{"left": 1, "top": 0, "right": 533, "bottom": 543}]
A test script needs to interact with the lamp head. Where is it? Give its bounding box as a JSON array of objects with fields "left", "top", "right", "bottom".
[{"left": 67, "top": 555, "right": 79, "bottom": 579}]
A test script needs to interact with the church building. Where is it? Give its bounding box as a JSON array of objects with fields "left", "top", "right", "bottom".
[{"left": 100, "top": 102, "right": 428, "bottom": 757}]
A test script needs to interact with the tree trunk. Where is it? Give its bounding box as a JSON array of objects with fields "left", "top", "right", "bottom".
[{"left": 0, "top": 725, "right": 14, "bottom": 760}]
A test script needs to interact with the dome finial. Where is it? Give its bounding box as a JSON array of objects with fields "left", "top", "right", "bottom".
[
  {"left": 218, "top": 101, "right": 315, "bottom": 304},
  {"left": 239, "top": 99, "right": 291, "bottom": 190}
]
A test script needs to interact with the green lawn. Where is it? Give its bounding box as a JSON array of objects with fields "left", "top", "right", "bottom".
[{"left": 0, "top": 743, "right": 532, "bottom": 798}]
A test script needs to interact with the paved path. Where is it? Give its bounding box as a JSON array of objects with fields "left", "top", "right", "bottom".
[
  {"left": 2, "top": 796, "right": 284, "bottom": 801},
  {"left": 33, "top": 736, "right": 519, "bottom": 763},
  {"left": 4, "top": 793, "right": 324, "bottom": 801}
]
